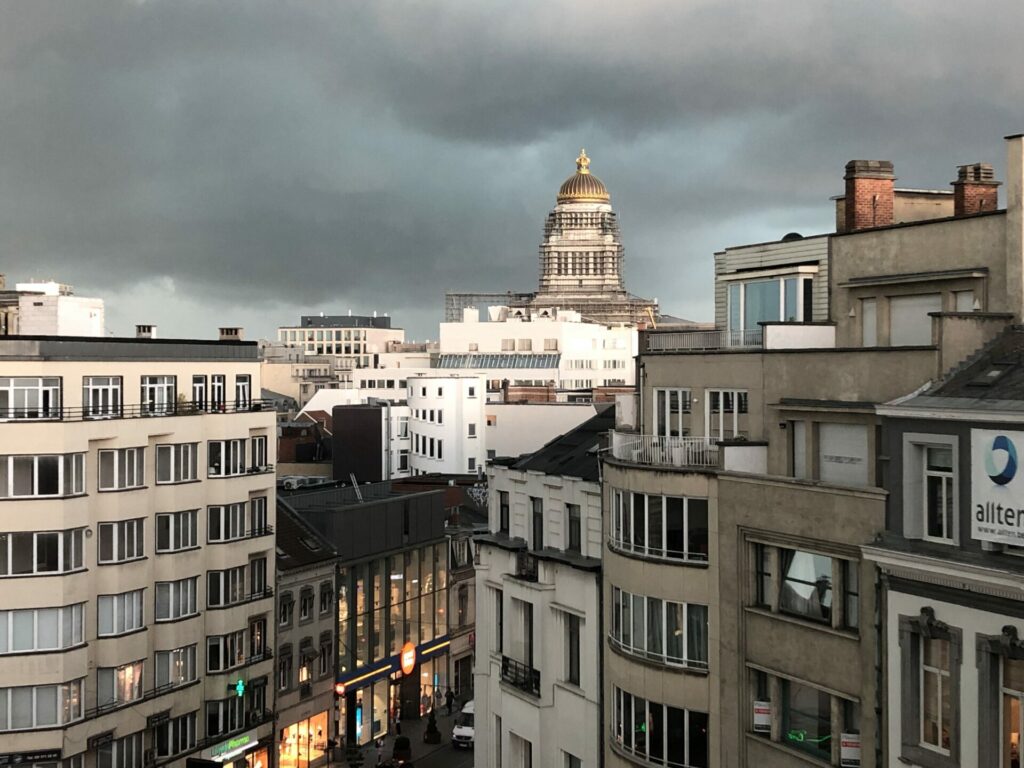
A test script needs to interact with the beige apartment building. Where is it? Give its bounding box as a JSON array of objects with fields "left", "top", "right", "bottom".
[
  {"left": 0, "top": 334, "right": 276, "bottom": 768},
  {"left": 603, "top": 134, "right": 1024, "bottom": 768}
]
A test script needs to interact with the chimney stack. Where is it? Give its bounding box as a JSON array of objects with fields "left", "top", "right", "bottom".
[
  {"left": 953, "top": 163, "right": 1000, "bottom": 216},
  {"left": 844, "top": 160, "right": 895, "bottom": 231},
  {"left": 136, "top": 324, "right": 156, "bottom": 339},
  {"left": 218, "top": 327, "right": 243, "bottom": 342}
]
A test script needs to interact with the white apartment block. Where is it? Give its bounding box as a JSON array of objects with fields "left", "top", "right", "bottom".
[
  {"left": 438, "top": 306, "right": 637, "bottom": 391},
  {"left": 474, "top": 408, "right": 611, "bottom": 768},
  {"left": 407, "top": 374, "right": 487, "bottom": 476},
  {"left": 0, "top": 336, "right": 276, "bottom": 768},
  {"left": 275, "top": 315, "right": 404, "bottom": 374}
]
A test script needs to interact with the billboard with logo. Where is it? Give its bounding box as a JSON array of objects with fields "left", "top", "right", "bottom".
[{"left": 972, "top": 429, "right": 1024, "bottom": 545}]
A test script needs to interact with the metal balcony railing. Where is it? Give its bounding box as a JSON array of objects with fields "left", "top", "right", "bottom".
[
  {"left": 610, "top": 432, "right": 720, "bottom": 468},
  {"left": 645, "top": 328, "right": 763, "bottom": 352},
  {"left": 0, "top": 399, "right": 272, "bottom": 423},
  {"left": 500, "top": 655, "right": 541, "bottom": 697}
]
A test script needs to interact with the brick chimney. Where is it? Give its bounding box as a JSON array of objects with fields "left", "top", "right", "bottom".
[
  {"left": 844, "top": 160, "right": 895, "bottom": 231},
  {"left": 953, "top": 162, "right": 1000, "bottom": 215},
  {"left": 135, "top": 324, "right": 156, "bottom": 339},
  {"left": 218, "top": 326, "right": 243, "bottom": 341}
]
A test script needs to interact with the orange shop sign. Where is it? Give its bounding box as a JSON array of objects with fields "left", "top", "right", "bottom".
[{"left": 400, "top": 642, "right": 417, "bottom": 676}]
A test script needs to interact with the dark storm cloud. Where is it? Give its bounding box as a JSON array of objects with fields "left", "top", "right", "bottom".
[{"left": 1, "top": 0, "right": 1022, "bottom": 337}]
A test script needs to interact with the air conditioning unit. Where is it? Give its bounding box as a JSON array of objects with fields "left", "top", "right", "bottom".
[{"left": 247, "top": 710, "right": 263, "bottom": 726}]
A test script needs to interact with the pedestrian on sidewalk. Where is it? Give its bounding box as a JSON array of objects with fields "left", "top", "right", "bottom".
[{"left": 445, "top": 687, "right": 455, "bottom": 716}]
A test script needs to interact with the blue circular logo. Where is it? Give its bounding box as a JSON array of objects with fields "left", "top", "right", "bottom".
[{"left": 986, "top": 434, "right": 1018, "bottom": 485}]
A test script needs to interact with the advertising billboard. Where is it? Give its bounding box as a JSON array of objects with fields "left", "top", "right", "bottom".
[{"left": 971, "top": 429, "right": 1024, "bottom": 545}]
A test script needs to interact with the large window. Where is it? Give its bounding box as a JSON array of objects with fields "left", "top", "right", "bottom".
[
  {"left": 757, "top": 544, "right": 859, "bottom": 631},
  {"left": 611, "top": 685, "right": 708, "bottom": 768},
  {"left": 207, "top": 630, "right": 246, "bottom": 673},
  {"left": 251, "top": 435, "right": 268, "bottom": 470},
  {"left": 155, "top": 712, "right": 196, "bottom": 758},
  {"left": 0, "top": 680, "right": 84, "bottom": 731},
  {"left": 208, "top": 503, "right": 246, "bottom": 543},
  {"left": 140, "top": 376, "right": 175, "bottom": 416},
  {"left": 97, "top": 660, "right": 144, "bottom": 709},
  {"left": 727, "top": 275, "right": 813, "bottom": 333},
  {"left": 98, "top": 519, "right": 144, "bottom": 564},
  {"left": 98, "top": 447, "right": 145, "bottom": 491},
  {"left": 0, "top": 604, "right": 84, "bottom": 653},
  {"left": 83, "top": 377, "right": 121, "bottom": 419},
  {"left": 923, "top": 445, "right": 955, "bottom": 543},
  {"left": 921, "top": 637, "right": 952, "bottom": 753},
  {"left": 654, "top": 388, "right": 691, "bottom": 438},
  {"left": 155, "top": 645, "right": 197, "bottom": 689},
  {"left": 235, "top": 375, "right": 252, "bottom": 409},
  {"left": 156, "top": 510, "right": 198, "bottom": 553},
  {"left": 0, "top": 377, "right": 61, "bottom": 419},
  {"left": 611, "top": 587, "right": 709, "bottom": 670},
  {"left": 97, "top": 732, "right": 142, "bottom": 768},
  {"left": 611, "top": 491, "right": 709, "bottom": 563},
  {"left": 0, "top": 453, "right": 84, "bottom": 498},
  {"left": 98, "top": 590, "right": 144, "bottom": 637},
  {"left": 705, "top": 388, "right": 748, "bottom": 440},
  {"left": 251, "top": 496, "right": 268, "bottom": 535},
  {"left": 782, "top": 680, "right": 832, "bottom": 761},
  {"left": 155, "top": 577, "right": 198, "bottom": 622},
  {"left": 208, "top": 439, "right": 245, "bottom": 477},
  {"left": 156, "top": 443, "right": 198, "bottom": 484},
  {"left": 206, "top": 696, "right": 245, "bottom": 738},
  {"left": 0, "top": 529, "right": 84, "bottom": 576},
  {"left": 779, "top": 549, "right": 833, "bottom": 624},
  {"left": 207, "top": 566, "right": 246, "bottom": 608}
]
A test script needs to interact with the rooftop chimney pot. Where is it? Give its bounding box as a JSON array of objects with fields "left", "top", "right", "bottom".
[
  {"left": 842, "top": 160, "right": 896, "bottom": 232},
  {"left": 136, "top": 324, "right": 156, "bottom": 339},
  {"left": 953, "top": 162, "right": 1000, "bottom": 216},
  {"left": 219, "top": 327, "right": 243, "bottom": 341}
]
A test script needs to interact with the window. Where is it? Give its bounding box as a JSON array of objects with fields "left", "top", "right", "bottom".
[
  {"left": 98, "top": 590, "right": 144, "bottom": 636},
  {"left": 468, "top": 457, "right": 476, "bottom": 472},
  {"left": 320, "top": 583, "right": 332, "bottom": 615},
  {"left": 494, "top": 587, "right": 504, "bottom": 654},
  {"left": 0, "top": 603, "right": 84, "bottom": 653},
  {"left": 208, "top": 439, "right": 246, "bottom": 477},
  {"left": 140, "top": 375, "right": 175, "bottom": 415},
  {"left": 566, "top": 504, "right": 581, "bottom": 554},
  {"left": 300, "top": 589, "right": 314, "bottom": 621},
  {"left": 727, "top": 275, "right": 813, "bottom": 334},
  {"left": 781, "top": 680, "right": 832, "bottom": 760},
  {"left": 192, "top": 375, "right": 207, "bottom": 411},
  {"left": 564, "top": 613, "right": 581, "bottom": 686},
  {"left": 250, "top": 496, "right": 268, "bottom": 536},
  {"left": 207, "top": 566, "right": 246, "bottom": 608},
  {"left": 564, "top": 754, "right": 581, "bottom": 768},
  {"left": 654, "top": 388, "right": 692, "bottom": 437},
  {"left": 468, "top": 386, "right": 476, "bottom": 398},
  {"left": 206, "top": 696, "right": 244, "bottom": 738},
  {"left": 97, "top": 732, "right": 142, "bottom": 768},
  {"left": 954, "top": 290, "right": 975, "bottom": 312},
  {"left": 0, "top": 679, "right": 84, "bottom": 731},
  {"left": 235, "top": 374, "right": 251, "bottom": 409},
  {"left": 818, "top": 422, "right": 870, "bottom": 487},
  {"left": 280, "top": 594, "right": 294, "bottom": 627},
  {"left": 399, "top": 416, "right": 409, "bottom": 438},
  {"left": 0, "top": 530, "right": 84, "bottom": 576},
  {"left": 779, "top": 549, "right": 833, "bottom": 624},
  {"left": 208, "top": 503, "right": 246, "bottom": 542},
  {"left": 924, "top": 445, "right": 955, "bottom": 543},
  {"left": 97, "top": 660, "right": 144, "bottom": 708},
  {"left": 278, "top": 647, "right": 292, "bottom": 690},
  {"left": 83, "top": 377, "right": 122, "bottom": 418},
  {"left": 754, "top": 543, "right": 771, "bottom": 607},
  {"left": 98, "top": 519, "right": 144, "bottom": 564},
  {"left": 156, "top": 510, "right": 198, "bottom": 553},
  {"left": 0, "top": 453, "right": 84, "bottom": 498},
  {"left": 921, "top": 637, "right": 952, "bottom": 752},
  {"left": 497, "top": 492, "right": 510, "bottom": 534},
  {"left": 610, "top": 587, "right": 709, "bottom": 669},
  {"left": 155, "top": 712, "right": 196, "bottom": 758},
  {"left": 531, "top": 497, "right": 544, "bottom": 551},
  {"left": 705, "top": 388, "right": 748, "bottom": 440},
  {"left": 155, "top": 645, "right": 197, "bottom": 689},
  {"left": 211, "top": 375, "right": 226, "bottom": 410},
  {"left": 155, "top": 577, "right": 198, "bottom": 621},
  {"left": 98, "top": 447, "right": 144, "bottom": 490},
  {"left": 890, "top": 293, "right": 941, "bottom": 346},
  {"left": 861, "top": 298, "right": 877, "bottom": 347},
  {"left": 399, "top": 450, "right": 409, "bottom": 471},
  {"left": 611, "top": 491, "right": 709, "bottom": 562},
  {"left": 251, "top": 435, "right": 268, "bottom": 469},
  {"left": 250, "top": 556, "right": 267, "bottom": 595},
  {"left": 468, "top": 422, "right": 476, "bottom": 438},
  {"left": 319, "top": 636, "right": 332, "bottom": 676},
  {"left": 206, "top": 630, "right": 246, "bottom": 673},
  {"left": 156, "top": 443, "right": 197, "bottom": 484},
  {"left": 612, "top": 686, "right": 708, "bottom": 768},
  {"left": 0, "top": 377, "right": 61, "bottom": 419}
]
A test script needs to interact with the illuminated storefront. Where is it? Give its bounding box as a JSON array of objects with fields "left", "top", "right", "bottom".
[
  {"left": 278, "top": 711, "right": 329, "bottom": 768},
  {"left": 202, "top": 729, "right": 270, "bottom": 768}
]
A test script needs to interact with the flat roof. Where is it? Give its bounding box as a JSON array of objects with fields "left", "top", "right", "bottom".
[{"left": 0, "top": 335, "right": 259, "bottom": 361}]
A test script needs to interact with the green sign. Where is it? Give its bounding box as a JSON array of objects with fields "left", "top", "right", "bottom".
[
  {"left": 235, "top": 679, "right": 246, "bottom": 697},
  {"left": 210, "top": 731, "right": 255, "bottom": 760}
]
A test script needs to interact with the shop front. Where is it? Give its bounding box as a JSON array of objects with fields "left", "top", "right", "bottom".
[
  {"left": 336, "top": 636, "right": 450, "bottom": 747},
  {"left": 278, "top": 711, "right": 330, "bottom": 768},
  {"left": 202, "top": 729, "right": 270, "bottom": 768}
]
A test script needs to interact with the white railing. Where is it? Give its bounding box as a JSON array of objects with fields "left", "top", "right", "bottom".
[
  {"left": 645, "top": 328, "right": 763, "bottom": 352},
  {"left": 610, "top": 431, "right": 719, "bottom": 468}
]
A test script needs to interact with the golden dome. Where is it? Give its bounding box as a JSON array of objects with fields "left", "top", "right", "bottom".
[{"left": 557, "top": 148, "right": 610, "bottom": 203}]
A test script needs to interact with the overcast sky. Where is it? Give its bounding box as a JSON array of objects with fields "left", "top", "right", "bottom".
[{"left": 2, "top": 1, "right": 1023, "bottom": 340}]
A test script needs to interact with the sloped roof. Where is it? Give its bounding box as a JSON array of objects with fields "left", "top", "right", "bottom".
[
  {"left": 510, "top": 403, "right": 614, "bottom": 482},
  {"left": 276, "top": 503, "right": 336, "bottom": 571}
]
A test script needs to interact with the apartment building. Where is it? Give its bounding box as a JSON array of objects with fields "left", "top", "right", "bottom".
[
  {"left": 275, "top": 315, "right": 404, "bottom": 376},
  {"left": 603, "top": 134, "right": 1024, "bottom": 768},
  {"left": 475, "top": 407, "right": 613, "bottom": 768},
  {"left": 0, "top": 334, "right": 276, "bottom": 768},
  {"left": 274, "top": 506, "right": 337, "bottom": 768}
]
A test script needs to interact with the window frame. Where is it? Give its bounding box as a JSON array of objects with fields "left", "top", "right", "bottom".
[
  {"left": 154, "top": 577, "right": 198, "bottom": 622},
  {"left": 155, "top": 443, "right": 198, "bottom": 485},
  {"left": 156, "top": 510, "right": 198, "bottom": 553},
  {"left": 97, "top": 447, "right": 145, "bottom": 491},
  {"left": 97, "top": 518, "right": 145, "bottom": 565}
]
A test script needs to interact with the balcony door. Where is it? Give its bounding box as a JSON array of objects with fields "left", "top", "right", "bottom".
[
  {"left": 654, "top": 388, "right": 691, "bottom": 437},
  {"left": 704, "top": 389, "right": 747, "bottom": 440}
]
